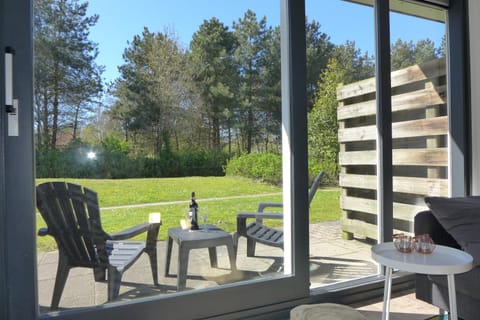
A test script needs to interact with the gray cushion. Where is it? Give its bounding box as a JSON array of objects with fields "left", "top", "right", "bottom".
[
  {"left": 464, "top": 241, "right": 480, "bottom": 266},
  {"left": 290, "top": 303, "right": 367, "bottom": 320},
  {"left": 425, "top": 196, "right": 480, "bottom": 265}
]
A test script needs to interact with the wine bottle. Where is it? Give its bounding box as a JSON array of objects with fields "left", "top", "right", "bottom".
[{"left": 189, "top": 191, "right": 199, "bottom": 230}]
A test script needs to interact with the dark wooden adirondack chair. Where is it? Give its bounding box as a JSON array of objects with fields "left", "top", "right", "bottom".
[
  {"left": 36, "top": 181, "right": 161, "bottom": 310},
  {"left": 235, "top": 171, "right": 325, "bottom": 257}
]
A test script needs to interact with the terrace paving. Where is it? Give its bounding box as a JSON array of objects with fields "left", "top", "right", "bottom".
[{"left": 37, "top": 221, "right": 438, "bottom": 319}]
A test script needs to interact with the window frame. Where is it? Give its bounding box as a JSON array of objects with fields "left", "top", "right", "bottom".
[{"left": 0, "top": 0, "right": 470, "bottom": 319}]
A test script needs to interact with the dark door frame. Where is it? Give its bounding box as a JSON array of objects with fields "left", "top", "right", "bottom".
[{"left": 0, "top": 0, "right": 37, "bottom": 319}]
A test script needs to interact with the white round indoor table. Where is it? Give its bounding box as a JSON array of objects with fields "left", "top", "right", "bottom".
[{"left": 371, "top": 242, "right": 473, "bottom": 320}]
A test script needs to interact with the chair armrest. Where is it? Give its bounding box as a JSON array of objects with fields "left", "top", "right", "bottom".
[
  {"left": 237, "top": 212, "right": 283, "bottom": 220},
  {"left": 237, "top": 212, "right": 283, "bottom": 237},
  {"left": 257, "top": 202, "right": 283, "bottom": 212},
  {"left": 38, "top": 227, "right": 49, "bottom": 237},
  {"left": 110, "top": 222, "right": 161, "bottom": 240}
]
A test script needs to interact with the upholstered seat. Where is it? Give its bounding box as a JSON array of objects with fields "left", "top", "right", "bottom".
[{"left": 290, "top": 303, "right": 367, "bottom": 320}]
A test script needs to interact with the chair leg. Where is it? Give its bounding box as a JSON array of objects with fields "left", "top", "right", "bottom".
[
  {"left": 246, "top": 238, "right": 256, "bottom": 257},
  {"left": 93, "top": 267, "right": 106, "bottom": 282},
  {"left": 232, "top": 232, "right": 239, "bottom": 255},
  {"left": 146, "top": 224, "right": 160, "bottom": 285},
  {"left": 146, "top": 249, "right": 158, "bottom": 285},
  {"left": 107, "top": 267, "right": 122, "bottom": 302},
  {"left": 51, "top": 251, "right": 71, "bottom": 310}
]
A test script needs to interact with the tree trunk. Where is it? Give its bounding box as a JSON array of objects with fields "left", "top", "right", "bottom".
[
  {"left": 247, "top": 108, "right": 253, "bottom": 153},
  {"left": 174, "top": 128, "right": 179, "bottom": 151},
  {"left": 50, "top": 61, "right": 59, "bottom": 149},
  {"left": 72, "top": 103, "right": 80, "bottom": 139},
  {"left": 228, "top": 126, "right": 232, "bottom": 156},
  {"left": 154, "top": 125, "right": 163, "bottom": 156},
  {"left": 212, "top": 116, "right": 220, "bottom": 150},
  {"left": 41, "top": 89, "right": 49, "bottom": 148}
]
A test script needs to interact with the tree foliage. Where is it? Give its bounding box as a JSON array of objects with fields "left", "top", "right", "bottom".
[
  {"left": 189, "top": 18, "right": 238, "bottom": 151},
  {"left": 232, "top": 10, "right": 272, "bottom": 153},
  {"left": 33, "top": 5, "right": 447, "bottom": 181},
  {"left": 305, "top": 19, "right": 335, "bottom": 110},
  {"left": 34, "top": 0, "right": 103, "bottom": 149},
  {"left": 308, "top": 41, "right": 374, "bottom": 181},
  {"left": 112, "top": 28, "right": 187, "bottom": 156},
  {"left": 391, "top": 38, "right": 441, "bottom": 71}
]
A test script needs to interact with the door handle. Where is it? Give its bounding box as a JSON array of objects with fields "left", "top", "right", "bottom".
[{"left": 5, "top": 46, "right": 15, "bottom": 113}]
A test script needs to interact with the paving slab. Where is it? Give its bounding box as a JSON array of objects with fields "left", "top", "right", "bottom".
[{"left": 36, "top": 221, "right": 432, "bottom": 319}]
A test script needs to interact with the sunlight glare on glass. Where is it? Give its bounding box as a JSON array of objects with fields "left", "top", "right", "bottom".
[{"left": 87, "top": 151, "right": 96, "bottom": 160}]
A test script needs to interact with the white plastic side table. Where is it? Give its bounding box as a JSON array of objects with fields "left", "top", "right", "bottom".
[{"left": 371, "top": 242, "right": 473, "bottom": 320}]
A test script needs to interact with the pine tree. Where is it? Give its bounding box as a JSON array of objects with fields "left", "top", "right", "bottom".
[
  {"left": 189, "top": 18, "right": 238, "bottom": 151},
  {"left": 34, "top": 0, "right": 103, "bottom": 149},
  {"left": 113, "top": 28, "right": 186, "bottom": 155}
]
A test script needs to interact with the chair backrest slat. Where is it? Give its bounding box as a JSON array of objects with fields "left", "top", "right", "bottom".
[
  {"left": 36, "top": 182, "right": 109, "bottom": 267},
  {"left": 37, "top": 182, "right": 87, "bottom": 264},
  {"left": 67, "top": 183, "right": 100, "bottom": 263},
  {"left": 308, "top": 171, "right": 325, "bottom": 205}
]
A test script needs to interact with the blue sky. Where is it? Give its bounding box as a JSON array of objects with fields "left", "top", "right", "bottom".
[{"left": 86, "top": 1, "right": 445, "bottom": 84}]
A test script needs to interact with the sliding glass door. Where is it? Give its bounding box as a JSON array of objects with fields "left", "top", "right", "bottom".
[
  {"left": 32, "top": 0, "right": 309, "bottom": 319},
  {"left": 305, "top": 0, "right": 378, "bottom": 288},
  {"left": 0, "top": 1, "right": 470, "bottom": 320},
  {"left": 389, "top": 0, "right": 448, "bottom": 235}
]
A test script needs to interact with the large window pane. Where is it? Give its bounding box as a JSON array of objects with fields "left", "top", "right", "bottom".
[
  {"left": 305, "top": 0, "right": 448, "bottom": 290},
  {"left": 305, "top": 0, "right": 378, "bottom": 288},
  {"left": 389, "top": 1, "right": 447, "bottom": 235},
  {"left": 35, "top": 0, "right": 287, "bottom": 313}
]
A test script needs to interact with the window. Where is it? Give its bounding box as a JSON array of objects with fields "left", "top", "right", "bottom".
[
  {"left": 305, "top": 0, "right": 378, "bottom": 288},
  {"left": 0, "top": 1, "right": 470, "bottom": 320},
  {"left": 389, "top": 0, "right": 448, "bottom": 236}
]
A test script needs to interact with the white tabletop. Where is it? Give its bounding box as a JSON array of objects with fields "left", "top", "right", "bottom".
[{"left": 372, "top": 242, "right": 473, "bottom": 275}]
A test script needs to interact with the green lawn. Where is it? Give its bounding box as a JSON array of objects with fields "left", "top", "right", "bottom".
[{"left": 36, "top": 177, "right": 341, "bottom": 251}]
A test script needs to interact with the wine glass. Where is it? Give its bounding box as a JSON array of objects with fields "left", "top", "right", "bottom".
[{"left": 202, "top": 209, "right": 209, "bottom": 231}]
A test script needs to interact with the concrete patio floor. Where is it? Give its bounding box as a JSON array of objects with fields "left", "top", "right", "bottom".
[{"left": 37, "top": 221, "right": 439, "bottom": 319}]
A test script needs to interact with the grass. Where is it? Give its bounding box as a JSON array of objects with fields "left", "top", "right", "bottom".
[{"left": 36, "top": 177, "right": 342, "bottom": 252}]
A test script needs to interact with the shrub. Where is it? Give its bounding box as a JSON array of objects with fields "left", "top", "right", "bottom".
[
  {"left": 225, "top": 153, "right": 282, "bottom": 185},
  {"left": 225, "top": 153, "right": 337, "bottom": 187},
  {"left": 36, "top": 141, "right": 100, "bottom": 178},
  {"left": 142, "top": 154, "right": 182, "bottom": 177},
  {"left": 142, "top": 150, "right": 229, "bottom": 177},
  {"left": 36, "top": 138, "right": 229, "bottom": 178},
  {"left": 308, "top": 159, "right": 338, "bottom": 186}
]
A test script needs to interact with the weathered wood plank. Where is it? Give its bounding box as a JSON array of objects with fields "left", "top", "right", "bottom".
[
  {"left": 339, "top": 148, "right": 447, "bottom": 166},
  {"left": 339, "top": 173, "right": 448, "bottom": 196},
  {"left": 393, "top": 148, "right": 447, "bottom": 166},
  {"left": 338, "top": 116, "right": 447, "bottom": 142},
  {"left": 392, "top": 116, "right": 448, "bottom": 139},
  {"left": 341, "top": 217, "right": 411, "bottom": 240},
  {"left": 341, "top": 217, "right": 379, "bottom": 240},
  {"left": 340, "top": 195, "right": 428, "bottom": 221},
  {"left": 337, "top": 58, "right": 446, "bottom": 101},
  {"left": 340, "top": 196, "right": 376, "bottom": 214},
  {"left": 337, "top": 85, "right": 446, "bottom": 121},
  {"left": 337, "top": 58, "right": 447, "bottom": 241},
  {"left": 338, "top": 124, "right": 376, "bottom": 142}
]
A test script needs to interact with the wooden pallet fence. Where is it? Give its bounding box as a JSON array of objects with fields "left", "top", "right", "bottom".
[{"left": 336, "top": 58, "right": 448, "bottom": 240}]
